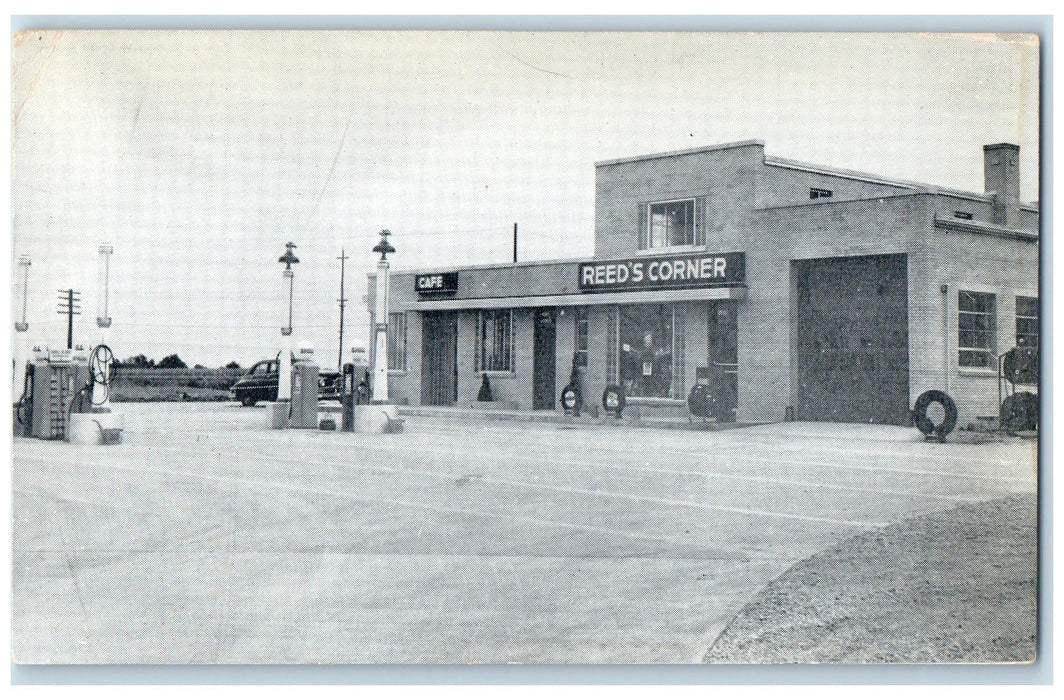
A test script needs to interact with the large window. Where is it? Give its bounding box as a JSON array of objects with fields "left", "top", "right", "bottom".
[
  {"left": 476, "top": 309, "right": 514, "bottom": 372},
  {"left": 1016, "top": 296, "right": 1038, "bottom": 349},
  {"left": 959, "top": 291, "right": 996, "bottom": 368},
  {"left": 387, "top": 312, "right": 406, "bottom": 371},
  {"left": 617, "top": 304, "right": 676, "bottom": 398},
  {"left": 644, "top": 199, "right": 698, "bottom": 249}
]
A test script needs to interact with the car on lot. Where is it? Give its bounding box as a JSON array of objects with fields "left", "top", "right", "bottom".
[{"left": 230, "top": 358, "right": 342, "bottom": 407}]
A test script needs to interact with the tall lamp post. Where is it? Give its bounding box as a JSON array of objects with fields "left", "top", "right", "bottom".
[
  {"left": 96, "top": 244, "right": 113, "bottom": 331},
  {"left": 371, "top": 229, "right": 395, "bottom": 403},
  {"left": 13, "top": 255, "right": 30, "bottom": 403},
  {"left": 277, "top": 242, "right": 299, "bottom": 402},
  {"left": 95, "top": 243, "right": 114, "bottom": 407}
]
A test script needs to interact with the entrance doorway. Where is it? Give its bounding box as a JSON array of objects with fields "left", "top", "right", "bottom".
[
  {"left": 707, "top": 300, "right": 738, "bottom": 422},
  {"left": 532, "top": 308, "right": 557, "bottom": 410},
  {"left": 421, "top": 312, "right": 457, "bottom": 406}
]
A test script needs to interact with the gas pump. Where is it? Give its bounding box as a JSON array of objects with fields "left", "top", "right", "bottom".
[
  {"left": 18, "top": 345, "right": 91, "bottom": 440},
  {"left": 341, "top": 346, "right": 371, "bottom": 431},
  {"left": 288, "top": 342, "right": 319, "bottom": 429},
  {"left": 15, "top": 344, "right": 121, "bottom": 443}
]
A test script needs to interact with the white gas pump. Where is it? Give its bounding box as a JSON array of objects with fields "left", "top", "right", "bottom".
[{"left": 289, "top": 341, "right": 319, "bottom": 429}]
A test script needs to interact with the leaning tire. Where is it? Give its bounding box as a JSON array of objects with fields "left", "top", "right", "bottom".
[
  {"left": 1001, "top": 391, "right": 1038, "bottom": 432},
  {"left": 688, "top": 383, "right": 712, "bottom": 420},
  {"left": 911, "top": 390, "right": 958, "bottom": 438},
  {"left": 560, "top": 384, "right": 580, "bottom": 412}
]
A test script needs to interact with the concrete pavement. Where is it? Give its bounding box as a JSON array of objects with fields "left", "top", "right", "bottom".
[{"left": 12, "top": 402, "right": 1036, "bottom": 663}]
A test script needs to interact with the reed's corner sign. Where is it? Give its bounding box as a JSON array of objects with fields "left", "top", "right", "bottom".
[{"left": 578, "top": 252, "right": 745, "bottom": 293}]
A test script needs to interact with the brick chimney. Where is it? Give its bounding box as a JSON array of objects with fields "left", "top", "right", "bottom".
[{"left": 983, "top": 143, "right": 1020, "bottom": 227}]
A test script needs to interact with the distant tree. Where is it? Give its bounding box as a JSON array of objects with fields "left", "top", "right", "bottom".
[
  {"left": 224, "top": 361, "right": 242, "bottom": 370},
  {"left": 194, "top": 364, "right": 206, "bottom": 370},
  {"left": 158, "top": 354, "right": 187, "bottom": 369},
  {"left": 124, "top": 354, "right": 155, "bottom": 368}
]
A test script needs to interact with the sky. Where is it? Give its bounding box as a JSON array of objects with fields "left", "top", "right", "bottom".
[{"left": 11, "top": 30, "right": 1040, "bottom": 369}]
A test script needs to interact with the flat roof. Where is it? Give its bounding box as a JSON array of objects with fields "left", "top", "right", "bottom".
[
  {"left": 597, "top": 139, "right": 1038, "bottom": 209},
  {"left": 594, "top": 139, "right": 765, "bottom": 167}
]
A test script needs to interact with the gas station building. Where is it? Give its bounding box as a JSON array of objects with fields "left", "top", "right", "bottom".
[{"left": 367, "top": 140, "right": 1039, "bottom": 426}]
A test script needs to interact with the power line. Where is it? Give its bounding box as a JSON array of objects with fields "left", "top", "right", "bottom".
[
  {"left": 56, "top": 289, "right": 81, "bottom": 349},
  {"left": 336, "top": 247, "right": 349, "bottom": 369}
]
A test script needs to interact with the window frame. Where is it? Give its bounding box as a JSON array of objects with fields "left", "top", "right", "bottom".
[
  {"left": 1015, "top": 296, "right": 1038, "bottom": 349},
  {"left": 476, "top": 309, "right": 515, "bottom": 373},
  {"left": 573, "top": 306, "right": 589, "bottom": 369},
  {"left": 958, "top": 290, "right": 997, "bottom": 369},
  {"left": 613, "top": 303, "right": 680, "bottom": 399},
  {"left": 387, "top": 311, "right": 407, "bottom": 372},
  {"left": 643, "top": 198, "right": 699, "bottom": 250}
]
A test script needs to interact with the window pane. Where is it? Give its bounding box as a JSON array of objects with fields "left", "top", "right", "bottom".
[
  {"left": 618, "top": 303, "right": 674, "bottom": 398},
  {"left": 574, "top": 307, "right": 588, "bottom": 369},
  {"left": 479, "top": 309, "right": 513, "bottom": 372},
  {"left": 959, "top": 350, "right": 993, "bottom": 368},
  {"left": 388, "top": 313, "right": 406, "bottom": 371},
  {"left": 1016, "top": 296, "right": 1038, "bottom": 348},
  {"left": 1016, "top": 296, "right": 1038, "bottom": 318},
  {"left": 647, "top": 200, "right": 695, "bottom": 249},
  {"left": 958, "top": 291, "right": 996, "bottom": 367},
  {"left": 960, "top": 291, "right": 994, "bottom": 313}
]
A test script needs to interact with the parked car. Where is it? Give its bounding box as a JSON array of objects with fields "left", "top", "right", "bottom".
[{"left": 230, "top": 358, "right": 342, "bottom": 407}]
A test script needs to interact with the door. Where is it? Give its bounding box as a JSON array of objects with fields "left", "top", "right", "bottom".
[
  {"left": 794, "top": 254, "right": 910, "bottom": 424},
  {"left": 533, "top": 308, "right": 557, "bottom": 410},
  {"left": 708, "top": 301, "right": 738, "bottom": 422},
  {"left": 421, "top": 312, "right": 458, "bottom": 406}
]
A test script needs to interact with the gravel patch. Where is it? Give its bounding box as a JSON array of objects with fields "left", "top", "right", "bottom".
[{"left": 704, "top": 494, "right": 1037, "bottom": 663}]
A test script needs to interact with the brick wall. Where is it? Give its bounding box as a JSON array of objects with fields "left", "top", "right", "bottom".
[
  {"left": 594, "top": 142, "right": 764, "bottom": 258},
  {"left": 375, "top": 141, "right": 1039, "bottom": 426},
  {"left": 758, "top": 162, "right": 911, "bottom": 208},
  {"left": 908, "top": 212, "right": 1039, "bottom": 425},
  {"left": 751, "top": 195, "right": 923, "bottom": 424}
]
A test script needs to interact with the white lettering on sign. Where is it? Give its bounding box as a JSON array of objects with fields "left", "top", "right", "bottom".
[
  {"left": 418, "top": 275, "right": 443, "bottom": 289},
  {"left": 579, "top": 254, "right": 740, "bottom": 291}
]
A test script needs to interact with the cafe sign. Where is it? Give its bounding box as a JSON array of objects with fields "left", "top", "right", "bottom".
[
  {"left": 415, "top": 272, "right": 459, "bottom": 295},
  {"left": 578, "top": 252, "right": 744, "bottom": 293}
]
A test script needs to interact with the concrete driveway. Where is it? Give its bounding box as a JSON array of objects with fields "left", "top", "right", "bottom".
[{"left": 12, "top": 403, "right": 1036, "bottom": 663}]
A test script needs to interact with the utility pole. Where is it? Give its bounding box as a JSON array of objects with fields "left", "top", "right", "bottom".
[
  {"left": 57, "top": 289, "right": 81, "bottom": 349},
  {"left": 337, "top": 247, "right": 349, "bottom": 370}
]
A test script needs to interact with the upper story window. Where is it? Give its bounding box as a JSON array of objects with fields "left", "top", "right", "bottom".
[
  {"left": 954, "top": 210, "right": 974, "bottom": 220},
  {"left": 958, "top": 290, "right": 996, "bottom": 368},
  {"left": 809, "top": 187, "right": 833, "bottom": 199},
  {"left": 643, "top": 199, "right": 698, "bottom": 249},
  {"left": 1016, "top": 296, "right": 1038, "bottom": 349}
]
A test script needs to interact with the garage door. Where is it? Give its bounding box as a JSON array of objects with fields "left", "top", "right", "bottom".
[{"left": 794, "top": 254, "right": 910, "bottom": 424}]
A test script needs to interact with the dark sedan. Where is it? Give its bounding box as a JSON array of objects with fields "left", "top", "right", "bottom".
[{"left": 230, "top": 359, "right": 342, "bottom": 407}]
